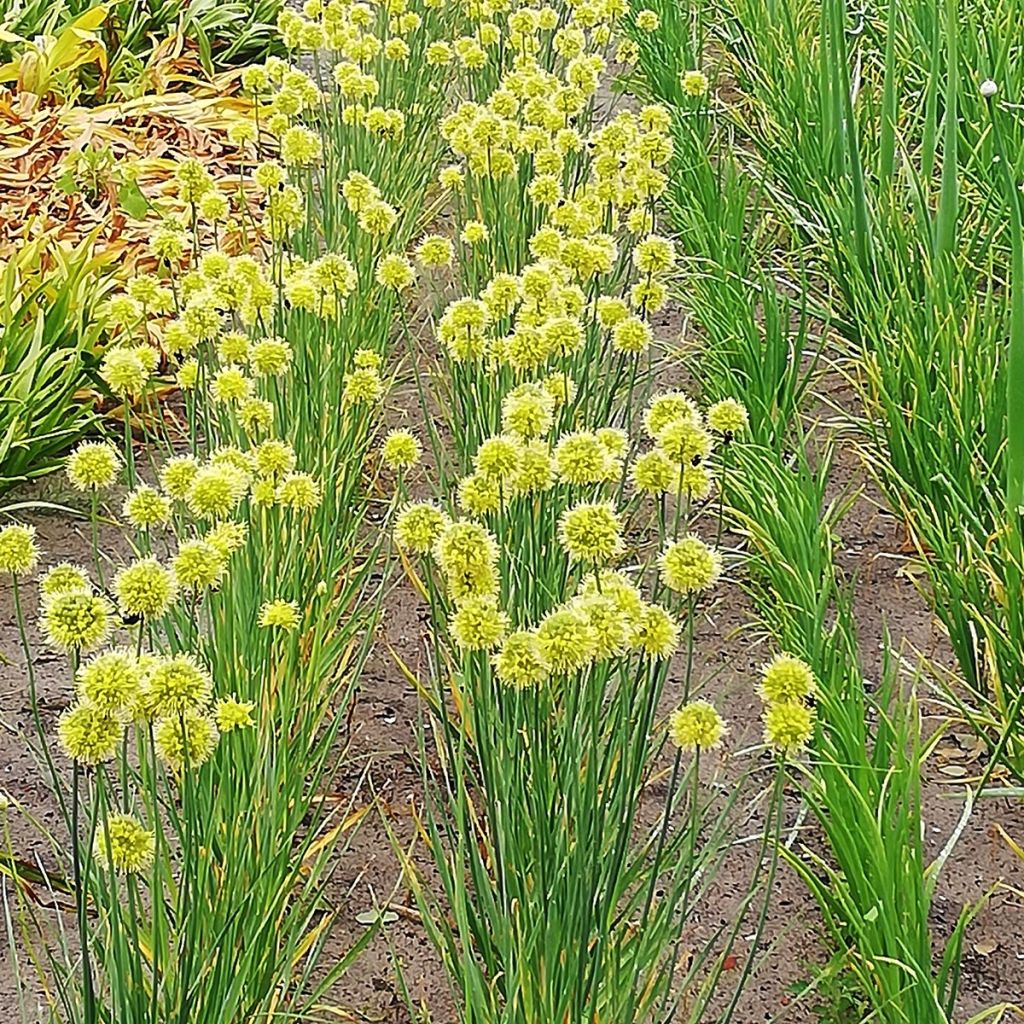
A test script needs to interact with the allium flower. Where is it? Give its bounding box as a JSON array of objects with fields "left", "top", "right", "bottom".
[
  {"left": 249, "top": 338, "right": 293, "bottom": 377},
  {"left": 186, "top": 466, "right": 246, "bottom": 521},
  {"left": 142, "top": 653, "right": 212, "bottom": 718},
  {"left": 375, "top": 253, "right": 416, "bottom": 290},
  {"left": 631, "top": 604, "right": 680, "bottom": 659},
  {"left": 706, "top": 398, "right": 749, "bottom": 438},
  {"left": 259, "top": 599, "right": 300, "bottom": 630},
  {"left": 204, "top": 521, "right": 248, "bottom": 559},
  {"left": 659, "top": 536, "right": 722, "bottom": 594},
  {"left": 381, "top": 430, "right": 421, "bottom": 470},
  {"left": 394, "top": 503, "right": 450, "bottom": 554},
  {"left": 458, "top": 473, "right": 502, "bottom": 516},
  {"left": 635, "top": 9, "right": 659, "bottom": 31},
  {"left": 631, "top": 450, "right": 674, "bottom": 495},
  {"left": 759, "top": 654, "right": 816, "bottom": 704},
  {"left": 612, "top": 316, "right": 652, "bottom": 354},
  {"left": 501, "top": 382, "right": 555, "bottom": 438},
  {"left": 94, "top": 814, "right": 155, "bottom": 874},
  {"left": 554, "top": 432, "right": 612, "bottom": 485},
  {"left": 342, "top": 368, "right": 384, "bottom": 405},
  {"left": 0, "top": 524, "right": 39, "bottom": 576},
  {"left": 172, "top": 540, "right": 225, "bottom": 591},
  {"left": 670, "top": 700, "right": 726, "bottom": 750},
  {"left": 679, "top": 463, "right": 713, "bottom": 501},
  {"left": 211, "top": 367, "right": 252, "bottom": 404},
  {"left": 475, "top": 435, "right": 522, "bottom": 482},
  {"left": 160, "top": 457, "right": 199, "bottom": 499},
  {"left": 681, "top": 69, "right": 709, "bottom": 97},
  {"left": 154, "top": 711, "right": 219, "bottom": 771},
  {"left": 535, "top": 606, "right": 595, "bottom": 675},
  {"left": 40, "top": 563, "right": 90, "bottom": 598},
  {"left": 122, "top": 485, "right": 172, "bottom": 528},
  {"left": 100, "top": 347, "right": 149, "bottom": 396},
  {"left": 633, "top": 235, "right": 676, "bottom": 277},
  {"left": 216, "top": 695, "right": 256, "bottom": 732},
  {"left": 77, "top": 648, "right": 141, "bottom": 713},
  {"left": 763, "top": 700, "right": 815, "bottom": 754},
  {"left": 461, "top": 220, "right": 489, "bottom": 245},
  {"left": 114, "top": 558, "right": 177, "bottom": 619},
  {"left": 416, "top": 234, "right": 454, "bottom": 267},
  {"left": 42, "top": 592, "right": 112, "bottom": 653},
  {"left": 254, "top": 440, "right": 296, "bottom": 478},
  {"left": 493, "top": 631, "right": 550, "bottom": 687},
  {"left": 67, "top": 442, "right": 120, "bottom": 491},
  {"left": 574, "top": 594, "right": 629, "bottom": 659},
  {"left": 644, "top": 392, "right": 699, "bottom": 439},
  {"left": 657, "top": 418, "right": 712, "bottom": 465},
  {"left": 57, "top": 703, "right": 123, "bottom": 763},
  {"left": 276, "top": 472, "right": 321, "bottom": 511},
  {"left": 559, "top": 502, "right": 623, "bottom": 565},
  {"left": 450, "top": 596, "right": 509, "bottom": 650},
  {"left": 514, "top": 441, "right": 555, "bottom": 494}
]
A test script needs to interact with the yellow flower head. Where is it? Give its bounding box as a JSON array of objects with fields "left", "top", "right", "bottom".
[
  {"left": 186, "top": 466, "right": 246, "bottom": 521},
  {"left": 249, "top": 338, "right": 293, "bottom": 377},
  {"left": 707, "top": 398, "right": 749, "bottom": 438},
  {"left": 759, "top": 653, "right": 817, "bottom": 704},
  {"left": 0, "top": 524, "right": 39, "bottom": 576},
  {"left": 475, "top": 434, "right": 522, "bottom": 482},
  {"left": 502, "top": 383, "right": 555, "bottom": 439},
  {"left": 657, "top": 417, "right": 712, "bottom": 466},
  {"left": 259, "top": 599, "right": 300, "bottom": 630},
  {"left": 382, "top": 430, "right": 421, "bottom": 470},
  {"left": 42, "top": 591, "right": 112, "bottom": 653},
  {"left": 573, "top": 593, "right": 629, "bottom": 659},
  {"left": 342, "top": 367, "right": 384, "bottom": 405},
  {"left": 277, "top": 472, "right": 322, "bottom": 511},
  {"left": 659, "top": 536, "right": 721, "bottom": 594},
  {"left": 142, "top": 653, "right": 212, "bottom": 718},
  {"left": 450, "top": 595, "right": 509, "bottom": 650},
  {"left": 67, "top": 442, "right": 120, "bottom": 491},
  {"left": 216, "top": 695, "right": 255, "bottom": 732},
  {"left": 535, "top": 606, "right": 595, "bottom": 675},
  {"left": 631, "top": 450, "right": 674, "bottom": 495},
  {"left": 94, "top": 814, "right": 155, "bottom": 874},
  {"left": 376, "top": 253, "right": 417, "bottom": 290},
  {"left": 154, "top": 711, "right": 219, "bottom": 771},
  {"left": 670, "top": 700, "right": 726, "bottom": 751},
  {"left": 254, "top": 440, "right": 296, "bottom": 478},
  {"left": 763, "top": 700, "right": 815, "bottom": 755},
  {"left": 114, "top": 558, "right": 178, "bottom": 619},
  {"left": 554, "top": 431, "right": 613, "bottom": 485},
  {"left": 416, "top": 234, "right": 454, "bottom": 268},
  {"left": 493, "top": 630, "right": 550, "bottom": 688},
  {"left": 643, "top": 392, "right": 699, "bottom": 439},
  {"left": 172, "top": 540, "right": 226, "bottom": 592},
  {"left": 160, "top": 456, "right": 199, "bottom": 500},
  {"left": 394, "top": 502, "right": 450, "bottom": 554},
  {"left": 40, "top": 563, "right": 90, "bottom": 599},
  {"left": 681, "top": 69, "right": 709, "bottom": 97},
  {"left": 458, "top": 473, "right": 503, "bottom": 516},
  {"left": 100, "top": 347, "right": 149, "bottom": 396},
  {"left": 57, "top": 703, "right": 123, "bottom": 764},
  {"left": 630, "top": 603, "right": 681, "bottom": 659},
  {"left": 75, "top": 651, "right": 140, "bottom": 719},
  {"left": 559, "top": 501, "right": 623, "bottom": 565},
  {"left": 122, "top": 486, "right": 171, "bottom": 529}
]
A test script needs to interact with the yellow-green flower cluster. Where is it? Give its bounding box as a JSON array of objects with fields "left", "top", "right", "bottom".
[{"left": 759, "top": 653, "right": 816, "bottom": 755}]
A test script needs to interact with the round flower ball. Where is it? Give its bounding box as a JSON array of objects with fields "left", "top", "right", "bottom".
[{"left": 659, "top": 536, "right": 721, "bottom": 594}]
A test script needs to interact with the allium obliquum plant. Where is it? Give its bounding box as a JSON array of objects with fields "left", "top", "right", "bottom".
[
  {"left": 0, "top": 1, "right": 474, "bottom": 1013},
  {"left": 388, "top": 384, "right": 808, "bottom": 1024}
]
